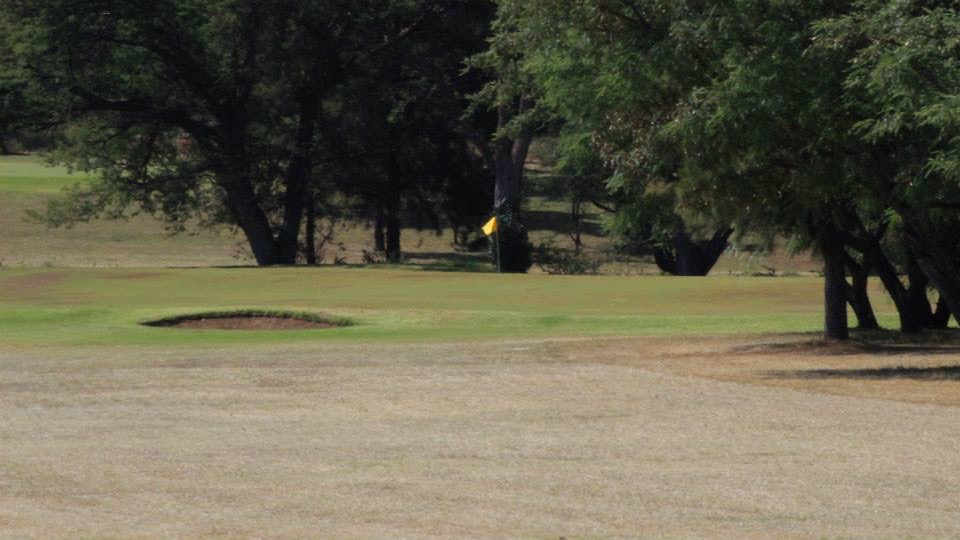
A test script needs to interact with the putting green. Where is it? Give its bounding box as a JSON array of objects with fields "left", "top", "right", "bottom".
[{"left": 0, "top": 266, "right": 898, "bottom": 349}]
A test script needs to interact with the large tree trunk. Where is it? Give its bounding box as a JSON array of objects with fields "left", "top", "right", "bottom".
[
  {"left": 821, "top": 233, "right": 850, "bottom": 340},
  {"left": 384, "top": 165, "right": 402, "bottom": 263},
  {"left": 654, "top": 229, "right": 733, "bottom": 276}
]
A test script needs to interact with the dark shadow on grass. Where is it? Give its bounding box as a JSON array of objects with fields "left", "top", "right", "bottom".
[
  {"left": 772, "top": 364, "right": 960, "bottom": 381},
  {"left": 733, "top": 328, "right": 960, "bottom": 357}
]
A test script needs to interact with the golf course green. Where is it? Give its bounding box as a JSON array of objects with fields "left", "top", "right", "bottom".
[{"left": 0, "top": 265, "right": 900, "bottom": 349}]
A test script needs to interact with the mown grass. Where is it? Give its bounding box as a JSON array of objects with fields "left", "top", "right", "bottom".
[{"left": 0, "top": 266, "right": 899, "bottom": 349}]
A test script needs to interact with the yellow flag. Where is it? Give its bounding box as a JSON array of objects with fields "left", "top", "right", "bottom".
[{"left": 481, "top": 216, "right": 498, "bottom": 236}]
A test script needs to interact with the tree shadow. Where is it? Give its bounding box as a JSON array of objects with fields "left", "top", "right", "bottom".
[
  {"left": 770, "top": 365, "right": 960, "bottom": 381},
  {"left": 523, "top": 209, "right": 604, "bottom": 236},
  {"left": 733, "top": 329, "right": 960, "bottom": 357}
]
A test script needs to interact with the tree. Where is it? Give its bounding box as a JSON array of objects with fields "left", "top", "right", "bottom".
[
  {"left": 815, "top": 1, "right": 960, "bottom": 323},
  {"left": 321, "top": 0, "right": 495, "bottom": 263},
  {"left": 491, "top": 1, "right": 737, "bottom": 277},
  {"left": 465, "top": 9, "right": 546, "bottom": 273},
  {"left": 0, "top": 0, "right": 461, "bottom": 265},
  {"left": 495, "top": 1, "right": 870, "bottom": 337}
]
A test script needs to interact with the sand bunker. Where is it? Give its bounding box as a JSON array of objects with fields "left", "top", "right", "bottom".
[{"left": 143, "top": 311, "right": 347, "bottom": 331}]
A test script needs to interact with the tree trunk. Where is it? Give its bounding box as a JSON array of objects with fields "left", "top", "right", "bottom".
[
  {"left": 866, "top": 238, "right": 924, "bottom": 332},
  {"left": 489, "top": 98, "right": 535, "bottom": 274},
  {"left": 383, "top": 161, "right": 402, "bottom": 263},
  {"left": 219, "top": 166, "right": 281, "bottom": 266},
  {"left": 492, "top": 102, "right": 533, "bottom": 212},
  {"left": 843, "top": 254, "right": 879, "bottom": 330},
  {"left": 305, "top": 192, "right": 317, "bottom": 265},
  {"left": 385, "top": 209, "right": 401, "bottom": 263},
  {"left": 915, "top": 254, "right": 960, "bottom": 323},
  {"left": 902, "top": 222, "right": 960, "bottom": 323},
  {"left": 821, "top": 233, "right": 850, "bottom": 340},
  {"left": 654, "top": 229, "right": 733, "bottom": 276},
  {"left": 904, "top": 250, "right": 942, "bottom": 329},
  {"left": 374, "top": 204, "right": 386, "bottom": 252},
  {"left": 931, "top": 296, "right": 952, "bottom": 329},
  {"left": 570, "top": 198, "right": 583, "bottom": 254}
]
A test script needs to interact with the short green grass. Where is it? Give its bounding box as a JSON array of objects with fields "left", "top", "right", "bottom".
[{"left": 0, "top": 266, "right": 899, "bottom": 349}]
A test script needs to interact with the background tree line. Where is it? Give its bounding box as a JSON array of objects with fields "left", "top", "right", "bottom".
[{"left": 0, "top": 0, "right": 506, "bottom": 266}]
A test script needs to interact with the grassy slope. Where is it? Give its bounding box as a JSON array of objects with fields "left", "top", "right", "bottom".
[{"left": 0, "top": 266, "right": 898, "bottom": 349}]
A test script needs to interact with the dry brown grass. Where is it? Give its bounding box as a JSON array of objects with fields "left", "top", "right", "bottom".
[
  {"left": 2, "top": 336, "right": 960, "bottom": 539},
  {"left": 557, "top": 333, "right": 960, "bottom": 408}
]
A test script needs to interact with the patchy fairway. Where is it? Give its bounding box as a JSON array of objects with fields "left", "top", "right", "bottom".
[
  {"left": 2, "top": 267, "right": 960, "bottom": 538},
  {"left": 3, "top": 338, "right": 960, "bottom": 538}
]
